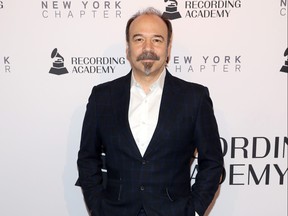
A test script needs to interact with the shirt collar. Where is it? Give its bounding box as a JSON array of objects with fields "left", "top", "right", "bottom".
[{"left": 131, "top": 69, "right": 166, "bottom": 92}]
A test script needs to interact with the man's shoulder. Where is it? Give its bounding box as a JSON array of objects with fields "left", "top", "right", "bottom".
[
  {"left": 167, "top": 71, "right": 207, "bottom": 93},
  {"left": 92, "top": 72, "right": 131, "bottom": 92}
]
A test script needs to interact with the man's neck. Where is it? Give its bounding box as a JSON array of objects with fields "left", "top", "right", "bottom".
[{"left": 132, "top": 69, "right": 165, "bottom": 93}]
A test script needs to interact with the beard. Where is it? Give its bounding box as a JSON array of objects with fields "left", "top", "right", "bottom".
[
  {"left": 142, "top": 62, "right": 153, "bottom": 75},
  {"left": 136, "top": 51, "right": 160, "bottom": 76}
]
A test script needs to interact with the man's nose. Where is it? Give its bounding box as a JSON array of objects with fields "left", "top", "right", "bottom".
[{"left": 143, "top": 40, "right": 153, "bottom": 51}]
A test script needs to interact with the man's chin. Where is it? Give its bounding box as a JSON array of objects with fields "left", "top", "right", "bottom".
[
  {"left": 142, "top": 64, "right": 153, "bottom": 76},
  {"left": 144, "top": 69, "right": 152, "bottom": 76}
]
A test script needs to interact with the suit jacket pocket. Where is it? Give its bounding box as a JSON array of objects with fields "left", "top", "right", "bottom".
[{"left": 104, "top": 178, "right": 122, "bottom": 201}]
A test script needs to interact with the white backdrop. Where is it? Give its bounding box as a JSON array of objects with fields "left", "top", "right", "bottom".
[{"left": 0, "top": 0, "right": 287, "bottom": 215}]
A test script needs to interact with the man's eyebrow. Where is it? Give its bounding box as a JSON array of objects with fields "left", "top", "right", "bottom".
[
  {"left": 132, "top": 34, "right": 144, "bottom": 38},
  {"left": 132, "top": 34, "right": 165, "bottom": 40},
  {"left": 153, "top": 35, "right": 165, "bottom": 40}
]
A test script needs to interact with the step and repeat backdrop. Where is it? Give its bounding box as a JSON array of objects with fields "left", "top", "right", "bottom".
[{"left": 0, "top": 0, "right": 287, "bottom": 215}]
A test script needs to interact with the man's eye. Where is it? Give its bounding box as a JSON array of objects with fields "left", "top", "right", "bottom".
[
  {"left": 153, "top": 38, "right": 163, "bottom": 43},
  {"left": 134, "top": 37, "right": 143, "bottom": 42}
]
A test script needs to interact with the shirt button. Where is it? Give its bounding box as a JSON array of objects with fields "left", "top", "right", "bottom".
[{"left": 140, "top": 185, "right": 145, "bottom": 191}]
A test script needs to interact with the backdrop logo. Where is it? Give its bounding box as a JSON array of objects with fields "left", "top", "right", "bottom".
[
  {"left": 280, "top": 0, "right": 287, "bottom": 16},
  {"left": 1, "top": 56, "right": 11, "bottom": 73},
  {"left": 184, "top": 0, "right": 242, "bottom": 18},
  {"left": 49, "top": 48, "right": 69, "bottom": 75},
  {"left": 47, "top": 49, "right": 127, "bottom": 75},
  {"left": 71, "top": 56, "right": 126, "bottom": 73},
  {"left": 280, "top": 48, "right": 288, "bottom": 73},
  {"left": 0, "top": 1, "right": 3, "bottom": 9},
  {"left": 191, "top": 136, "right": 288, "bottom": 186},
  {"left": 40, "top": 1, "right": 122, "bottom": 19},
  {"left": 171, "top": 54, "right": 242, "bottom": 73},
  {"left": 162, "top": 0, "right": 182, "bottom": 20}
]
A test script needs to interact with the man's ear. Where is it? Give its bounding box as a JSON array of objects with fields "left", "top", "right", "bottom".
[
  {"left": 167, "top": 35, "right": 173, "bottom": 63},
  {"left": 126, "top": 43, "right": 130, "bottom": 60}
]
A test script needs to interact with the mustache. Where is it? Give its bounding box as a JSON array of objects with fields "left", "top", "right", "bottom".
[{"left": 136, "top": 51, "right": 160, "bottom": 61}]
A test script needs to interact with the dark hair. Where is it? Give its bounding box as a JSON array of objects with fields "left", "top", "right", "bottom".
[{"left": 125, "top": 7, "right": 173, "bottom": 45}]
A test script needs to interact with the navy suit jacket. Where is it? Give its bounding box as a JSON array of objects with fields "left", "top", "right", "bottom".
[{"left": 76, "top": 70, "right": 223, "bottom": 216}]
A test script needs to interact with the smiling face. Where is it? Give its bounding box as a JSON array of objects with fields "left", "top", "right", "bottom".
[{"left": 126, "top": 14, "right": 172, "bottom": 78}]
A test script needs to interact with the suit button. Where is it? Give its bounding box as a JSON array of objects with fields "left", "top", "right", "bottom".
[
  {"left": 142, "top": 160, "right": 146, "bottom": 165},
  {"left": 140, "top": 185, "right": 145, "bottom": 191}
]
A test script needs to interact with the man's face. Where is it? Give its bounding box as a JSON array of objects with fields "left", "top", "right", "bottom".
[{"left": 126, "top": 14, "right": 171, "bottom": 77}]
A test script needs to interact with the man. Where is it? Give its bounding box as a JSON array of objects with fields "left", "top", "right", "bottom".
[{"left": 76, "top": 7, "right": 224, "bottom": 216}]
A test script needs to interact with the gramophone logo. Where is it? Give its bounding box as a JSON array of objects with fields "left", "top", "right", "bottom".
[
  {"left": 280, "top": 48, "right": 288, "bottom": 73},
  {"left": 49, "top": 48, "right": 69, "bottom": 75},
  {"left": 162, "top": 0, "right": 182, "bottom": 20}
]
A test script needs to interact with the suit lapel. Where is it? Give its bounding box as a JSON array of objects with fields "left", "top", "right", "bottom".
[
  {"left": 111, "top": 70, "right": 180, "bottom": 159},
  {"left": 112, "top": 71, "right": 143, "bottom": 159},
  {"left": 144, "top": 71, "right": 179, "bottom": 158}
]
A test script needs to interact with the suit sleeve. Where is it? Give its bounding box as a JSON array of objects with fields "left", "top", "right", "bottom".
[
  {"left": 191, "top": 87, "right": 224, "bottom": 216},
  {"left": 75, "top": 86, "right": 104, "bottom": 215}
]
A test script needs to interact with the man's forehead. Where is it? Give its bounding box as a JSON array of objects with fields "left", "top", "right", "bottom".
[
  {"left": 129, "top": 15, "right": 168, "bottom": 36},
  {"left": 132, "top": 14, "right": 165, "bottom": 25}
]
